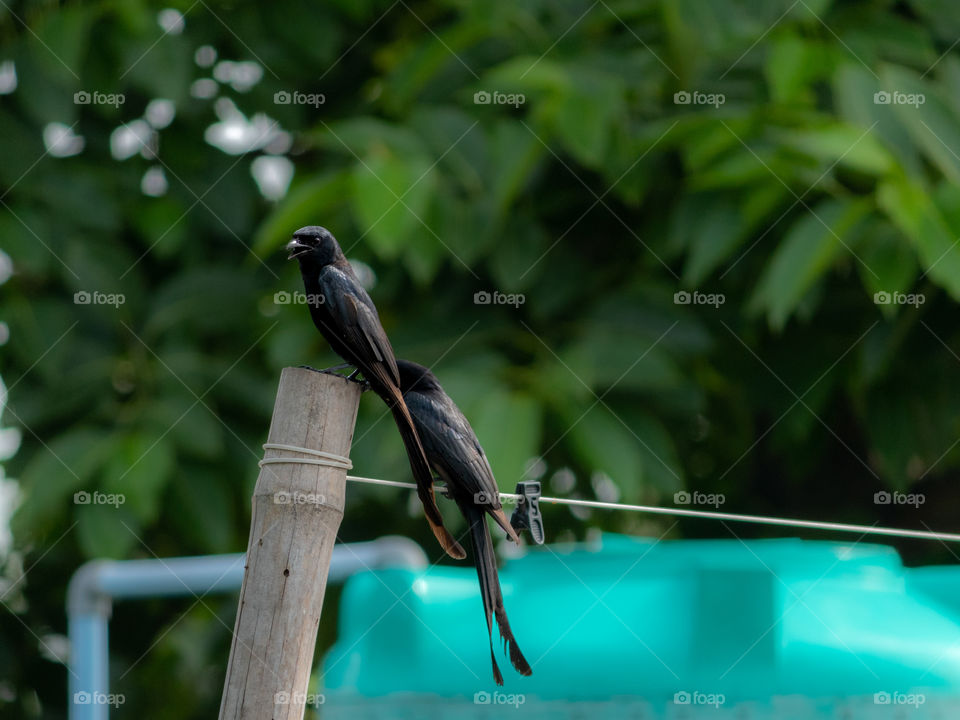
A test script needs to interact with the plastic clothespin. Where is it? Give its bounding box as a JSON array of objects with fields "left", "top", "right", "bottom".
[{"left": 509, "top": 481, "right": 544, "bottom": 545}]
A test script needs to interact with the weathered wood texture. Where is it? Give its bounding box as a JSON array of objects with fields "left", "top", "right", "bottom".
[{"left": 219, "top": 368, "right": 362, "bottom": 720}]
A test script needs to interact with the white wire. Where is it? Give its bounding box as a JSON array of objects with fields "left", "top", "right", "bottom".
[{"left": 345, "top": 475, "right": 960, "bottom": 544}]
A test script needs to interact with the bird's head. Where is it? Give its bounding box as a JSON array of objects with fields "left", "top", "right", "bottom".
[
  {"left": 396, "top": 359, "right": 442, "bottom": 394},
  {"left": 286, "top": 226, "right": 342, "bottom": 266}
]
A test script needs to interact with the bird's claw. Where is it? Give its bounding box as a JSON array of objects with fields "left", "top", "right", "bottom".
[
  {"left": 339, "top": 367, "right": 370, "bottom": 389},
  {"left": 297, "top": 364, "right": 369, "bottom": 389},
  {"left": 299, "top": 362, "right": 351, "bottom": 376}
]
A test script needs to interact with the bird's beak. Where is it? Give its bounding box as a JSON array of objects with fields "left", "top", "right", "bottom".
[{"left": 286, "top": 238, "right": 310, "bottom": 259}]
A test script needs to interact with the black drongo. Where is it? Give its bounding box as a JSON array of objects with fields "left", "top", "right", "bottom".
[
  {"left": 396, "top": 359, "right": 532, "bottom": 685},
  {"left": 286, "top": 226, "right": 466, "bottom": 560}
]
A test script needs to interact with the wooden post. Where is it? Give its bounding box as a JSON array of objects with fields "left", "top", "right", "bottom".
[{"left": 218, "top": 367, "right": 362, "bottom": 720}]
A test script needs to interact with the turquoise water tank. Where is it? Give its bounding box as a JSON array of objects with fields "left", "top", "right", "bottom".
[{"left": 320, "top": 535, "right": 960, "bottom": 717}]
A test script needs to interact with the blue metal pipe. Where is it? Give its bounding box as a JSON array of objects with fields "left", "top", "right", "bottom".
[{"left": 67, "top": 537, "right": 426, "bottom": 720}]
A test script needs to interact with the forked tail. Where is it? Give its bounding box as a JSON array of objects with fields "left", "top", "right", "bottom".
[{"left": 466, "top": 505, "right": 532, "bottom": 685}]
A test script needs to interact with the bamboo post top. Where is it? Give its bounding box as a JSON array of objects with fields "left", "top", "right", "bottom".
[{"left": 218, "top": 368, "right": 363, "bottom": 720}]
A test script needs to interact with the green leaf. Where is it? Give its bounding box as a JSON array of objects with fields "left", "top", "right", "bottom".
[
  {"left": 469, "top": 390, "right": 542, "bottom": 489},
  {"left": 614, "top": 406, "right": 685, "bottom": 494},
  {"left": 908, "top": 0, "right": 960, "bottom": 42},
  {"left": 691, "top": 144, "right": 782, "bottom": 189},
  {"left": 566, "top": 404, "right": 644, "bottom": 500},
  {"left": 424, "top": 186, "right": 495, "bottom": 267},
  {"left": 561, "top": 327, "right": 683, "bottom": 392},
  {"left": 854, "top": 218, "right": 919, "bottom": 301},
  {"left": 169, "top": 466, "right": 235, "bottom": 554},
  {"left": 677, "top": 189, "right": 786, "bottom": 285},
  {"left": 664, "top": 0, "right": 796, "bottom": 74},
  {"left": 102, "top": 433, "right": 174, "bottom": 525},
  {"left": 0, "top": 114, "right": 46, "bottom": 188},
  {"left": 410, "top": 106, "right": 486, "bottom": 196},
  {"left": 750, "top": 197, "right": 871, "bottom": 329},
  {"left": 264, "top": 318, "right": 329, "bottom": 372},
  {"left": 122, "top": 32, "right": 192, "bottom": 103},
  {"left": 76, "top": 504, "right": 139, "bottom": 560},
  {"left": 154, "top": 399, "right": 225, "bottom": 460},
  {"left": 933, "top": 180, "right": 960, "bottom": 236},
  {"left": 485, "top": 58, "right": 624, "bottom": 168},
  {"left": 488, "top": 211, "right": 548, "bottom": 290},
  {"left": 845, "top": 12, "right": 937, "bottom": 68},
  {"left": 777, "top": 123, "right": 895, "bottom": 175},
  {"left": 766, "top": 34, "right": 832, "bottom": 105},
  {"left": 833, "top": 63, "right": 921, "bottom": 174},
  {"left": 682, "top": 122, "right": 742, "bottom": 175},
  {"left": 881, "top": 65, "right": 960, "bottom": 184},
  {"left": 314, "top": 117, "right": 425, "bottom": 157},
  {"left": 549, "top": 69, "right": 625, "bottom": 168},
  {"left": 488, "top": 120, "right": 544, "bottom": 219},
  {"left": 878, "top": 175, "right": 960, "bottom": 299},
  {"left": 252, "top": 171, "right": 351, "bottom": 257},
  {"left": 33, "top": 6, "right": 92, "bottom": 82},
  {"left": 350, "top": 147, "right": 437, "bottom": 259},
  {"left": 134, "top": 197, "right": 190, "bottom": 260},
  {"left": 146, "top": 268, "right": 262, "bottom": 337},
  {"left": 401, "top": 225, "right": 446, "bottom": 284},
  {"left": 0, "top": 207, "right": 53, "bottom": 276},
  {"left": 482, "top": 56, "right": 569, "bottom": 96},
  {"left": 12, "top": 427, "right": 113, "bottom": 535},
  {"left": 864, "top": 368, "right": 960, "bottom": 486}
]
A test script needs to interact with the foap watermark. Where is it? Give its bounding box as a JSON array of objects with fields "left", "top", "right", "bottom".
[
  {"left": 674, "top": 290, "right": 724, "bottom": 308},
  {"left": 674, "top": 690, "right": 725, "bottom": 708},
  {"left": 73, "top": 692, "right": 125, "bottom": 707},
  {"left": 74, "top": 90, "right": 125, "bottom": 108},
  {"left": 474, "top": 90, "right": 525, "bottom": 108},
  {"left": 674, "top": 90, "right": 725, "bottom": 108},
  {"left": 474, "top": 290, "right": 525, "bottom": 308},
  {"left": 874, "top": 290, "right": 924, "bottom": 307},
  {"left": 874, "top": 691, "right": 925, "bottom": 707},
  {"left": 274, "top": 290, "right": 325, "bottom": 306},
  {"left": 874, "top": 90, "right": 925, "bottom": 108},
  {"left": 674, "top": 490, "right": 725, "bottom": 508},
  {"left": 74, "top": 290, "right": 125, "bottom": 307},
  {"left": 474, "top": 691, "right": 525, "bottom": 707},
  {"left": 274, "top": 490, "right": 326, "bottom": 506},
  {"left": 472, "top": 490, "right": 519, "bottom": 507},
  {"left": 274, "top": 691, "right": 325, "bottom": 707},
  {"left": 274, "top": 90, "right": 325, "bottom": 108},
  {"left": 74, "top": 490, "right": 125, "bottom": 508},
  {"left": 874, "top": 490, "right": 924, "bottom": 508}
]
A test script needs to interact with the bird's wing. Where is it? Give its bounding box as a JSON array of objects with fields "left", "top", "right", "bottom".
[
  {"left": 407, "top": 394, "right": 479, "bottom": 482},
  {"left": 316, "top": 265, "right": 400, "bottom": 386},
  {"left": 408, "top": 391, "right": 519, "bottom": 543},
  {"left": 389, "top": 391, "right": 466, "bottom": 560},
  {"left": 314, "top": 266, "right": 462, "bottom": 558}
]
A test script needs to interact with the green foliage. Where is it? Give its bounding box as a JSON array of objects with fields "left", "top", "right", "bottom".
[{"left": 3, "top": 0, "right": 960, "bottom": 717}]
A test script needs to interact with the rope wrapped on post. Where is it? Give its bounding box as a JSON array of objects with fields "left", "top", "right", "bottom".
[{"left": 259, "top": 443, "right": 353, "bottom": 470}]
